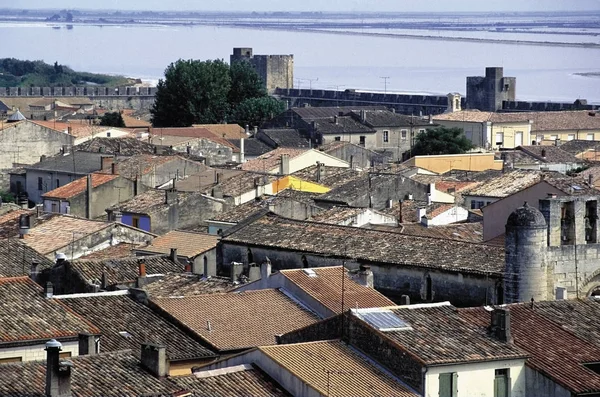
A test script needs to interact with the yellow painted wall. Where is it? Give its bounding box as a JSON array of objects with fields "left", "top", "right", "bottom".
[
  {"left": 272, "top": 176, "right": 331, "bottom": 194},
  {"left": 406, "top": 153, "right": 503, "bottom": 173},
  {"left": 535, "top": 129, "right": 600, "bottom": 143},
  {"left": 491, "top": 122, "right": 531, "bottom": 148}
]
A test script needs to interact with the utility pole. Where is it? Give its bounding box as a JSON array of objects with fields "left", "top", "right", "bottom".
[{"left": 380, "top": 76, "right": 390, "bottom": 94}]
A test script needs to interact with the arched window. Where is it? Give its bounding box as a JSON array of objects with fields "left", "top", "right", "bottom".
[
  {"left": 425, "top": 275, "right": 433, "bottom": 301},
  {"left": 247, "top": 248, "right": 254, "bottom": 264}
]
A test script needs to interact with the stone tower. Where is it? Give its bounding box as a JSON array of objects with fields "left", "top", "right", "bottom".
[
  {"left": 446, "top": 92, "right": 462, "bottom": 113},
  {"left": 466, "top": 67, "right": 516, "bottom": 111},
  {"left": 504, "top": 202, "right": 548, "bottom": 303},
  {"left": 230, "top": 47, "right": 294, "bottom": 93}
]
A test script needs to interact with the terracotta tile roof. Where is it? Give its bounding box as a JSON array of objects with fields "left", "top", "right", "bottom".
[
  {"left": 517, "top": 145, "right": 583, "bottom": 164},
  {"left": 0, "top": 239, "right": 54, "bottom": 277},
  {"left": 209, "top": 199, "right": 267, "bottom": 223},
  {"left": 349, "top": 110, "right": 431, "bottom": 128},
  {"left": 111, "top": 154, "right": 191, "bottom": 180},
  {"left": 59, "top": 293, "right": 215, "bottom": 360},
  {"left": 391, "top": 222, "right": 484, "bottom": 243},
  {"left": 175, "top": 365, "right": 291, "bottom": 396},
  {"left": 223, "top": 213, "right": 505, "bottom": 275},
  {"left": 228, "top": 137, "right": 273, "bottom": 156},
  {"left": 0, "top": 351, "right": 181, "bottom": 397},
  {"left": 259, "top": 340, "right": 419, "bottom": 397},
  {"left": 0, "top": 209, "right": 32, "bottom": 239},
  {"left": 544, "top": 176, "right": 599, "bottom": 196},
  {"left": 281, "top": 266, "right": 395, "bottom": 314},
  {"left": 194, "top": 123, "right": 247, "bottom": 140},
  {"left": 71, "top": 255, "right": 183, "bottom": 288},
  {"left": 22, "top": 215, "right": 111, "bottom": 255},
  {"left": 291, "top": 164, "right": 362, "bottom": 190},
  {"left": 42, "top": 173, "right": 119, "bottom": 199},
  {"left": 138, "top": 230, "right": 218, "bottom": 258},
  {"left": 151, "top": 289, "right": 320, "bottom": 351},
  {"left": 241, "top": 148, "right": 309, "bottom": 172},
  {"left": 360, "top": 304, "right": 527, "bottom": 366},
  {"left": 74, "top": 137, "right": 168, "bottom": 156},
  {"left": 108, "top": 188, "right": 197, "bottom": 214},
  {"left": 459, "top": 303, "right": 600, "bottom": 394},
  {"left": 463, "top": 169, "right": 544, "bottom": 198},
  {"left": 0, "top": 277, "right": 99, "bottom": 344},
  {"left": 143, "top": 273, "right": 235, "bottom": 297},
  {"left": 77, "top": 242, "right": 140, "bottom": 260},
  {"left": 560, "top": 139, "right": 600, "bottom": 156},
  {"left": 121, "top": 113, "right": 151, "bottom": 128},
  {"left": 150, "top": 126, "right": 237, "bottom": 150},
  {"left": 212, "top": 171, "right": 279, "bottom": 197},
  {"left": 433, "top": 110, "right": 530, "bottom": 123},
  {"left": 313, "top": 116, "right": 376, "bottom": 134},
  {"left": 257, "top": 128, "right": 309, "bottom": 148},
  {"left": 32, "top": 120, "right": 125, "bottom": 139}
]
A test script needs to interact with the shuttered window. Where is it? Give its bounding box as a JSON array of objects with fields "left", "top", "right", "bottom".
[
  {"left": 439, "top": 372, "right": 458, "bottom": 397},
  {"left": 494, "top": 369, "right": 510, "bottom": 397}
]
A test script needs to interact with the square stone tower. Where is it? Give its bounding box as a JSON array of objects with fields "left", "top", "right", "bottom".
[
  {"left": 466, "top": 67, "right": 516, "bottom": 111},
  {"left": 230, "top": 47, "right": 294, "bottom": 93}
]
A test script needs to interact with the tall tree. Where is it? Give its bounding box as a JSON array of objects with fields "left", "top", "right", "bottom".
[
  {"left": 151, "top": 59, "right": 231, "bottom": 127},
  {"left": 99, "top": 111, "right": 125, "bottom": 127},
  {"left": 228, "top": 60, "right": 266, "bottom": 110},
  {"left": 233, "top": 97, "right": 286, "bottom": 128},
  {"left": 410, "top": 127, "right": 473, "bottom": 157}
]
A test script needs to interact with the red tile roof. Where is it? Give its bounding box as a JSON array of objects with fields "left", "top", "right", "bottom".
[
  {"left": 42, "top": 173, "right": 118, "bottom": 199},
  {"left": 281, "top": 266, "right": 395, "bottom": 314},
  {"left": 241, "top": 148, "right": 308, "bottom": 172}
]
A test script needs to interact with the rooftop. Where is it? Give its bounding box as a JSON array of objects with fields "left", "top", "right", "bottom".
[
  {"left": 211, "top": 171, "right": 280, "bottom": 197},
  {"left": 24, "top": 151, "right": 110, "bottom": 175},
  {"left": 149, "top": 126, "right": 236, "bottom": 150},
  {"left": 193, "top": 123, "right": 247, "bottom": 140},
  {"left": 138, "top": 230, "right": 218, "bottom": 258},
  {"left": 464, "top": 169, "right": 551, "bottom": 198},
  {"left": 42, "top": 173, "right": 119, "bottom": 199},
  {"left": 257, "top": 128, "right": 310, "bottom": 148},
  {"left": 516, "top": 145, "right": 583, "bottom": 164},
  {"left": 313, "top": 116, "right": 376, "bottom": 134},
  {"left": 223, "top": 213, "right": 505, "bottom": 276},
  {"left": 559, "top": 139, "right": 600, "bottom": 156},
  {"left": 143, "top": 273, "right": 235, "bottom": 297},
  {"left": 151, "top": 289, "right": 320, "bottom": 351},
  {"left": 74, "top": 137, "right": 169, "bottom": 156},
  {"left": 112, "top": 154, "right": 199, "bottom": 181},
  {"left": 58, "top": 293, "right": 215, "bottom": 360},
  {"left": 288, "top": 106, "right": 387, "bottom": 120},
  {"left": 70, "top": 255, "right": 182, "bottom": 288},
  {"left": 308, "top": 206, "right": 370, "bottom": 224},
  {"left": 291, "top": 164, "right": 363, "bottom": 190},
  {"left": 0, "top": 277, "right": 99, "bottom": 344},
  {"left": 108, "top": 189, "right": 193, "bottom": 214},
  {"left": 259, "top": 340, "right": 418, "bottom": 397},
  {"left": 0, "top": 209, "right": 32, "bottom": 239},
  {"left": 228, "top": 137, "right": 273, "bottom": 156},
  {"left": 241, "top": 148, "right": 308, "bottom": 172},
  {"left": 459, "top": 301, "right": 600, "bottom": 394},
  {"left": 349, "top": 110, "right": 431, "bottom": 127},
  {"left": 281, "top": 266, "right": 395, "bottom": 314},
  {"left": 369, "top": 222, "right": 484, "bottom": 244},
  {"left": 0, "top": 239, "right": 54, "bottom": 277},
  {"left": 353, "top": 303, "right": 526, "bottom": 366},
  {"left": 77, "top": 242, "right": 139, "bottom": 260}
]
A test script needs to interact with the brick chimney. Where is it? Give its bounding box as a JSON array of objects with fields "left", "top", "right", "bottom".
[
  {"left": 141, "top": 343, "right": 169, "bottom": 378},
  {"left": 490, "top": 308, "right": 513, "bottom": 344},
  {"left": 356, "top": 265, "right": 373, "bottom": 288},
  {"left": 45, "top": 339, "right": 72, "bottom": 397},
  {"left": 78, "top": 333, "right": 99, "bottom": 356},
  {"left": 136, "top": 260, "right": 147, "bottom": 288}
]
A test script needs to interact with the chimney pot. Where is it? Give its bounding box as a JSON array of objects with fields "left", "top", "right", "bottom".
[
  {"left": 260, "top": 258, "right": 272, "bottom": 288},
  {"left": 45, "top": 339, "right": 72, "bottom": 397},
  {"left": 356, "top": 265, "right": 373, "bottom": 288},
  {"left": 279, "top": 154, "right": 290, "bottom": 175},
  {"left": 170, "top": 248, "right": 178, "bottom": 262},
  {"left": 30, "top": 261, "right": 40, "bottom": 281}
]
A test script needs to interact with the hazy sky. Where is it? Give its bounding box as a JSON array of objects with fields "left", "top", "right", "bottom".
[{"left": 8, "top": 0, "right": 600, "bottom": 12}]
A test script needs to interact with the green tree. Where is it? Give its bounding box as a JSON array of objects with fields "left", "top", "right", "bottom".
[
  {"left": 411, "top": 127, "right": 473, "bottom": 157},
  {"left": 233, "top": 97, "right": 286, "bottom": 128},
  {"left": 151, "top": 59, "right": 231, "bottom": 127},
  {"left": 99, "top": 111, "right": 125, "bottom": 127},
  {"left": 228, "top": 61, "right": 266, "bottom": 110}
]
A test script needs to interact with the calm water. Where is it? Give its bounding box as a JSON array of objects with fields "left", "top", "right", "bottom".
[{"left": 3, "top": 22, "right": 600, "bottom": 103}]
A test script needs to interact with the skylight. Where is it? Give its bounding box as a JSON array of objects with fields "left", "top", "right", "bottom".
[
  {"left": 352, "top": 308, "right": 412, "bottom": 332},
  {"left": 118, "top": 331, "right": 133, "bottom": 339},
  {"left": 302, "top": 269, "right": 317, "bottom": 277}
]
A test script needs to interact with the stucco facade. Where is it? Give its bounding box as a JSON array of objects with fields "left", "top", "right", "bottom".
[
  {"left": 405, "top": 153, "right": 503, "bottom": 174},
  {"left": 0, "top": 341, "right": 79, "bottom": 363}
]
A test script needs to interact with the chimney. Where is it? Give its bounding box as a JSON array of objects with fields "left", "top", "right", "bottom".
[
  {"left": 541, "top": 149, "right": 547, "bottom": 158},
  {"left": 170, "top": 248, "right": 178, "bottom": 262},
  {"left": 280, "top": 154, "right": 290, "bottom": 175},
  {"left": 78, "top": 333, "right": 99, "bottom": 356},
  {"left": 248, "top": 264, "right": 260, "bottom": 282},
  {"left": 134, "top": 177, "right": 141, "bottom": 196},
  {"left": 45, "top": 339, "right": 72, "bottom": 397},
  {"left": 356, "top": 264, "right": 373, "bottom": 288},
  {"left": 311, "top": 121, "right": 317, "bottom": 131},
  {"left": 137, "top": 260, "right": 147, "bottom": 288},
  {"left": 245, "top": 124, "right": 249, "bottom": 134},
  {"left": 417, "top": 207, "right": 427, "bottom": 223},
  {"left": 260, "top": 258, "right": 272, "bottom": 288},
  {"left": 114, "top": 212, "right": 123, "bottom": 223},
  {"left": 386, "top": 199, "right": 393, "bottom": 209},
  {"left": 111, "top": 162, "right": 118, "bottom": 175},
  {"left": 230, "top": 261, "right": 243, "bottom": 282},
  {"left": 491, "top": 308, "right": 513, "bottom": 344},
  {"left": 165, "top": 189, "right": 177, "bottom": 205},
  {"left": 427, "top": 192, "right": 432, "bottom": 206},
  {"left": 254, "top": 126, "right": 258, "bottom": 135},
  {"left": 86, "top": 174, "right": 92, "bottom": 219},
  {"left": 45, "top": 282, "right": 54, "bottom": 298},
  {"left": 100, "top": 156, "right": 113, "bottom": 172},
  {"left": 19, "top": 213, "right": 31, "bottom": 238},
  {"left": 333, "top": 115, "right": 338, "bottom": 125},
  {"left": 428, "top": 114, "right": 433, "bottom": 124},
  {"left": 240, "top": 138, "right": 245, "bottom": 163},
  {"left": 140, "top": 343, "right": 168, "bottom": 379},
  {"left": 360, "top": 109, "right": 367, "bottom": 123},
  {"left": 589, "top": 174, "right": 594, "bottom": 186},
  {"left": 350, "top": 155, "right": 354, "bottom": 170},
  {"left": 400, "top": 295, "right": 410, "bottom": 305},
  {"left": 30, "top": 261, "right": 40, "bottom": 282},
  {"left": 316, "top": 161, "right": 322, "bottom": 182}
]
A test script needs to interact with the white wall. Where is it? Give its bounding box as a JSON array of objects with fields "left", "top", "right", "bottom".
[
  {"left": 425, "top": 359, "right": 526, "bottom": 397},
  {"left": 0, "top": 341, "right": 79, "bottom": 363},
  {"left": 425, "top": 206, "right": 469, "bottom": 226},
  {"left": 267, "top": 150, "right": 349, "bottom": 174}
]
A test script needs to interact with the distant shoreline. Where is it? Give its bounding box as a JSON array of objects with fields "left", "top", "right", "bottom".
[{"left": 575, "top": 72, "right": 600, "bottom": 78}]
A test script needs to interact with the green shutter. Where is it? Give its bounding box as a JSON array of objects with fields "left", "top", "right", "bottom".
[
  {"left": 439, "top": 373, "right": 451, "bottom": 397},
  {"left": 452, "top": 372, "right": 458, "bottom": 397},
  {"left": 494, "top": 375, "right": 509, "bottom": 397}
]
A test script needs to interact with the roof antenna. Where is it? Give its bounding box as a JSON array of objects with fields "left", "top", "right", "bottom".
[{"left": 530, "top": 297, "right": 535, "bottom": 309}]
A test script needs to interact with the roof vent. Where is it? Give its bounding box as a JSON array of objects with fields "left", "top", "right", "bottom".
[
  {"left": 352, "top": 308, "right": 412, "bottom": 332},
  {"left": 302, "top": 268, "right": 317, "bottom": 277}
]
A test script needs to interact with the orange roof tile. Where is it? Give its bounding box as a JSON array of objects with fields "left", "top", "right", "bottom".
[
  {"left": 42, "top": 173, "right": 119, "bottom": 199},
  {"left": 151, "top": 289, "right": 319, "bottom": 351},
  {"left": 194, "top": 123, "right": 247, "bottom": 140},
  {"left": 140, "top": 230, "right": 218, "bottom": 258},
  {"left": 241, "top": 148, "right": 308, "bottom": 172},
  {"left": 281, "top": 266, "right": 395, "bottom": 314},
  {"left": 259, "top": 340, "right": 418, "bottom": 397}
]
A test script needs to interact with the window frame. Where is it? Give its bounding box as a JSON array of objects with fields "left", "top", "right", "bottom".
[
  {"left": 383, "top": 130, "right": 389, "bottom": 143},
  {"left": 438, "top": 372, "right": 458, "bottom": 397},
  {"left": 401, "top": 129, "right": 408, "bottom": 140}
]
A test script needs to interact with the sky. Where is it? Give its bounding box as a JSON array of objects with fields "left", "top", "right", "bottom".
[{"left": 7, "top": 0, "right": 600, "bottom": 12}]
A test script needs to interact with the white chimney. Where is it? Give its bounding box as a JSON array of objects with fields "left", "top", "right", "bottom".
[
  {"left": 417, "top": 208, "right": 427, "bottom": 223},
  {"left": 240, "top": 138, "right": 245, "bottom": 163}
]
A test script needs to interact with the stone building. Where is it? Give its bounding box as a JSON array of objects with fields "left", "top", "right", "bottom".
[
  {"left": 230, "top": 47, "right": 293, "bottom": 93},
  {"left": 466, "top": 67, "right": 516, "bottom": 111},
  {"left": 504, "top": 194, "right": 600, "bottom": 303}
]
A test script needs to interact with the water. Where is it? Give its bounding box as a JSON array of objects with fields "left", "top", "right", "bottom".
[{"left": 2, "top": 22, "right": 600, "bottom": 103}]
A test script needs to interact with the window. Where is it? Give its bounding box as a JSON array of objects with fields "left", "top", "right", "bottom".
[
  {"left": 439, "top": 372, "right": 458, "bottom": 397},
  {"left": 37, "top": 177, "right": 43, "bottom": 191},
  {"left": 0, "top": 357, "right": 22, "bottom": 364},
  {"left": 568, "top": 134, "right": 575, "bottom": 141},
  {"left": 495, "top": 132, "right": 504, "bottom": 147},
  {"left": 550, "top": 135, "right": 558, "bottom": 141},
  {"left": 537, "top": 135, "right": 544, "bottom": 142},
  {"left": 131, "top": 216, "right": 140, "bottom": 229},
  {"left": 588, "top": 133, "right": 595, "bottom": 141},
  {"left": 59, "top": 352, "right": 72, "bottom": 359},
  {"left": 425, "top": 275, "right": 433, "bottom": 301},
  {"left": 359, "top": 136, "right": 366, "bottom": 146},
  {"left": 56, "top": 179, "right": 60, "bottom": 188},
  {"left": 334, "top": 136, "right": 341, "bottom": 141},
  {"left": 494, "top": 369, "right": 510, "bottom": 397},
  {"left": 51, "top": 202, "right": 58, "bottom": 213},
  {"left": 471, "top": 200, "right": 485, "bottom": 210},
  {"left": 383, "top": 130, "right": 389, "bottom": 143},
  {"left": 419, "top": 129, "right": 425, "bottom": 134},
  {"left": 401, "top": 129, "right": 408, "bottom": 140}
]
